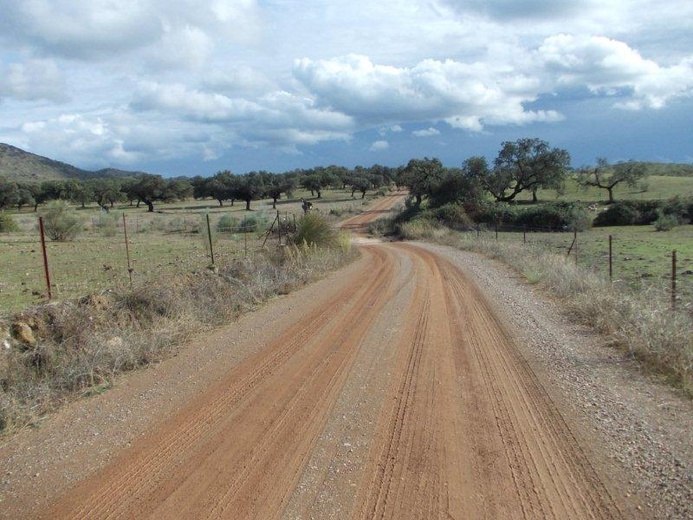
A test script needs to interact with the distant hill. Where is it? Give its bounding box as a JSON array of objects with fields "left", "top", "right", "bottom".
[{"left": 0, "top": 143, "right": 150, "bottom": 183}]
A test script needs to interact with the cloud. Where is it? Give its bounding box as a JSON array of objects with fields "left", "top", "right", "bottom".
[
  {"left": 0, "top": 59, "right": 68, "bottom": 102},
  {"left": 370, "top": 140, "right": 389, "bottom": 151},
  {"left": 294, "top": 54, "right": 563, "bottom": 129},
  {"left": 0, "top": 0, "right": 263, "bottom": 62},
  {"left": 538, "top": 34, "right": 693, "bottom": 108},
  {"left": 412, "top": 127, "right": 441, "bottom": 137}
]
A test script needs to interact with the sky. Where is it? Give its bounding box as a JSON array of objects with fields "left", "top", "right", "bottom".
[{"left": 0, "top": 0, "right": 692, "bottom": 177}]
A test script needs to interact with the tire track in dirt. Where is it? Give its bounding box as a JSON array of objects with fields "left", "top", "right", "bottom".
[
  {"left": 34, "top": 202, "right": 624, "bottom": 519},
  {"left": 353, "top": 242, "right": 621, "bottom": 519},
  {"left": 42, "top": 247, "right": 400, "bottom": 519}
]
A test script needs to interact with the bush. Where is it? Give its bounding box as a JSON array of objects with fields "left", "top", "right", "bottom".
[
  {"left": 0, "top": 213, "right": 18, "bottom": 232},
  {"left": 293, "top": 213, "right": 337, "bottom": 247},
  {"left": 217, "top": 214, "right": 239, "bottom": 233},
  {"left": 654, "top": 212, "right": 678, "bottom": 231},
  {"left": 516, "top": 202, "right": 592, "bottom": 232},
  {"left": 96, "top": 210, "right": 119, "bottom": 236},
  {"left": 40, "top": 200, "right": 82, "bottom": 241},
  {"left": 432, "top": 204, "right": 474, "bottom": 230},
  {"left": 473, "top": 203, "right": 519, "bottom": 225},
  {"left": 593, "top": 203, "right": 641, "bottom": 227}
]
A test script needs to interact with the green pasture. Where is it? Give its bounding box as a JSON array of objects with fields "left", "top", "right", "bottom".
[
  {"left": 490, "top": 224, "right": 693, "bottom": 305},
  {"left": 516, "top": 175, "right": 693, "bottom": 204},
  {"left": 0, "top": 189, "right": 378, "bottom": 313}
]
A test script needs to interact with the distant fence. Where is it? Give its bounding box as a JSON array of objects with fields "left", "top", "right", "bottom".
[
  {"left": 467, "top": 223, "right": 687, "bottom": 312},
  {"left": 1, "top": 210, "right": 296, "bottom": 313}
]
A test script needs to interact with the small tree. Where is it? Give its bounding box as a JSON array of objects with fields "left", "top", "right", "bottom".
[
  {"left": 40, "top": 200, "right": 82, "bottom": 241},
  {"left": 577, "top": 159, "right": 648, "bottom": 204}
]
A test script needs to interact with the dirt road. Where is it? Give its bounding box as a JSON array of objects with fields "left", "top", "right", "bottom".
[{"left": 9, "top": 194, "right": 685, "bottom": 518}]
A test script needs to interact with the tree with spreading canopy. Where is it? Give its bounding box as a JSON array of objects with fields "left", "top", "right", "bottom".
[
  {"left": 577, "top": 158, "right": 648, "bottom": 203},
  {"left": 397, "top": 157, "right": 445, "bottom": 206},
  {"left": 475, "top": 138, "right": 571, "bottom": 203}
]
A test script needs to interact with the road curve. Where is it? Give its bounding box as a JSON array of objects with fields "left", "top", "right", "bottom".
[{"left": 37, "top": 236, "right": 622, "bottom": 518}]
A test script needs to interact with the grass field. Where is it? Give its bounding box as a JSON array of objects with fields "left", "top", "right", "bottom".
[
  {"left": 516, "top": 175, "right": 693, "bottom": 204},
  {"left": 0, "top": 190, "right": 376, "bottom": 313},
  {"left": 487, "top": 224, "right": 693, "bottom": 306}
]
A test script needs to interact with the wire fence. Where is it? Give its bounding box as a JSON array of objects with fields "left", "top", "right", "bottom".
[
  {"left": 1, "top": 210, "right": 296, "bottom": 313},
  {"left": 465, "top": 223, "right": 690, "bottom": 312}
]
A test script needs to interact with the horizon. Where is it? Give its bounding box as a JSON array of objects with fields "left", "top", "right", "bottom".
[{"left": 1, "top": 1, "right": 691, "bottom": 178}]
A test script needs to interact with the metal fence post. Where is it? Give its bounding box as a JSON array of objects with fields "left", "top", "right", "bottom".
[{"left": 38, "top": 216, "right": 52, "bottom": 300}]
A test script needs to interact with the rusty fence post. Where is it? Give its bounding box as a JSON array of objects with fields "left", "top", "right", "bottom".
[{"left": 38, "top": 216, "right": 52, "bottom": 300}]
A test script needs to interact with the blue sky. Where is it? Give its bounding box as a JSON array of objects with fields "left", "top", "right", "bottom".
[{"left": 0, "top": 0, "right": 691, "bottom": 177}]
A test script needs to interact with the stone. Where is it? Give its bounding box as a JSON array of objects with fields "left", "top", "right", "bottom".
[{"left": 11, "top": 321, "right": 37, "bottom": 347}]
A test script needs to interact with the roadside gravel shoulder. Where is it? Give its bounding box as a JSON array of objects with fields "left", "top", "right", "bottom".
[{"left": 421, "top": 242, "right": 692, "bottom": 520}]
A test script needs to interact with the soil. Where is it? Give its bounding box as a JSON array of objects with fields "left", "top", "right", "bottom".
[{"left": 0, "top": 194, "right": 690, "bottom": 519}]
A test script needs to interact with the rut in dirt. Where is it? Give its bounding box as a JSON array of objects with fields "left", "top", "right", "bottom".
[{"left": 38, "top": 236, "right": 622, "bottom": 519}]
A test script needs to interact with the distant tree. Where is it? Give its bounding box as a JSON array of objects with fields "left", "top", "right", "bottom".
[
  {"left": 204, "top": 171, "right": 238, "bottom": 207},
  {"left": 124, "top": 175, "right": 166, "bottom": 212},
  {"left": 232, "top": 172, "right": 265, "bottom": 211},
  {"left": 477, "top": 138, "right": 571, "bottom": 203},
  {"left": 397, "top": 157, "right": 445, "bottom": 206},
  {"left": 577, "top": 158, "right": 648, "bottom": 203},
  {"left": 300, "top": 167, "right": 339, "bottom": 199},
  {"left": 63, "top": 179, "right": 93, "bottom": 208},
  {"left": 88, "top": 178, "right": 123, "bottom": 210},
  {"left": 0, "top": 177, "right": 20, "bottom": 210},
  {"left": 162, "top": 177, "right": 193, "bottom": 201},
  {"left": 27, "top": 180, "right": 65, "bottom": 211},
  {"left": 262, "top": 172, "right": 296, "bottom": 209},
  {"left": 15, "top": 186, "right": 36, "bottom": 212}
]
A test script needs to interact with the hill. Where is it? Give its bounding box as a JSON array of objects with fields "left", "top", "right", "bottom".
[{"left": 0, "top": 143, "right": 149, "bottom": 183}]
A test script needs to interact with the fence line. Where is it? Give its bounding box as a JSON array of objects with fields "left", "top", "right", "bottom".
[{"left": 1, "top": 211, "right": 297, "bottom": 313}]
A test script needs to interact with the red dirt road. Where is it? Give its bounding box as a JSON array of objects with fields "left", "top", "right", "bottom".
[{"left": 3, "top": 195, "right": 625, "bottom": 519}]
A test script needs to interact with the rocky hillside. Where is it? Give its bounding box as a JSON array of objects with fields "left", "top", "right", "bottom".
[{"left": 0, "top": 143, "right": 147, "bottom": 183}]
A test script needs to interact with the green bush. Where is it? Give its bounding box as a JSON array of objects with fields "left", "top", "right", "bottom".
[
  {"left": 593, "top": 203, "right": 641, "bottom": 227},
  {"left": 40, "top": 200, "right": 82, "bottom": 241},
  {"left": 513, "top": 202, "right": 592, "bottom": 232},
  {"left": 432, "top": 204, "right": 474, "bottom": 230},
  {"left": 654, "top": 212, "right": 678, "bottom": 231},
  {"left": 217, "top": 214, "right": 239, "bottom": 233},
  {"left": 473, "top": 203, "right": 519, "bottom": 225},
  {"left": 0, "top": 213, "right": 19, "bottom": 232}
]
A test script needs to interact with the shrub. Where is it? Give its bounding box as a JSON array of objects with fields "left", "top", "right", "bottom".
[
  {"left": 0, "top": 213, "right": 19, "bottom": 232},
  {"left": 217, "top": 214, "right": 239, "bottom": 233},
  {"left": 473, "top": 203, "right": 519, "bottom": 225},
  {"left": 593, "top": 203, "right": 641, "bottom": 227},
  {"left": 520, "top": 202, "right": 592, "bottom": 232},
  {"left": 654, "top": 211, "right": 678, "bottom": 231},
  {"left": 39, "top": 200, "right": 82, "bottom": 241},
  {"left": 432, "top": 204, "right": 474, "bottom": 230},
  {"left": 96, "top": 210, "right": 119, "bottom": 236},
  {"left": 293, "top": 213, "right": 337, "bottom": 247}
]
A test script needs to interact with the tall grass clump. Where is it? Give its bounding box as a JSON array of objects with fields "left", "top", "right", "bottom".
[{"left": 293, "top": 213, "right": 338, "bottom": 247}]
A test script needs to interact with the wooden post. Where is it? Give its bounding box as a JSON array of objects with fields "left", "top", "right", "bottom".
[
  {"left": 672, "top": 250, "right": 677, "bottom": 311},
  {"left": 123, "top": 213, "right": 133, "bottom": 284},
  {"left": 206, "top": 213, "right": 215, "bottom": 266},
  {"left": 38, "top": 216, "right": 52, "bottom": 300},
  {"left": 277, "top": 210, "right": 281, "bottom": 245},
  {"left": 574, "top": 230, "right": 578, "bottom": 266},
  {"left": 608, "top": 235, "right": 613, "bottom": 281}
]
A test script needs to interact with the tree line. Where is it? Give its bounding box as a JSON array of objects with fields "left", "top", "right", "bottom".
[{"left": 0, "top": 138, "right": 652, "bottom": 214}]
